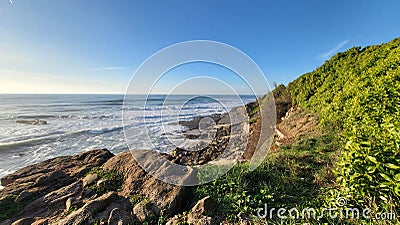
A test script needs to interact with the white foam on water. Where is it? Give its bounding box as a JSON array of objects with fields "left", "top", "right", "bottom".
[{"left": 0, "top": 94, "right": 255, "bottom": 182}]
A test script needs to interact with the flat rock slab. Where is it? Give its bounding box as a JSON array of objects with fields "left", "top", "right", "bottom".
[{"left": 0, "top": 149, "right": 195, "bottom": 224}]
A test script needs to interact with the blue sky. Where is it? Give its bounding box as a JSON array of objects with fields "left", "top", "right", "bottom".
[{"left": 0, "top": 0, "right": 399, "bottom": 94}]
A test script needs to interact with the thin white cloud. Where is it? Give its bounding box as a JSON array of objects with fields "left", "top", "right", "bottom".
[
  {"left": 88, "top": 67, "right": 127, "bottom": 71},
  {"left": 321, "top": 40, "right": 349, "bottom": 59},
  {"left": 0, "top": 69, "right": 125, "bottom": 94}
]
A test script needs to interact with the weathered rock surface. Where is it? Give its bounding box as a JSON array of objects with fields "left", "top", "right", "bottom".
[
  {"left": 166, "top": 196, "right": 220, "bottom": 225},
  {"left": 187, "top": 196, "right": 216, "bottom": 224},
  {"left": 166, "top": 124, "right": 232, "bottom": 166},
  {"left": 56, "top": 191, "right": 124, "bottom": 225},
  {"left": 1, "top": 148, "right": 113, "bottom": 188},
  {"left": 0, "top": 149, "right": 115, "bottom": 225},
  {"left": 172, "top": 108, "right": 250, "bottom": 166},
  {"left": 103, "top": 150, "right": 193, "bottom": 219},
  {"left": 0, "top": 148, "right": 195, "bottom": 224}
]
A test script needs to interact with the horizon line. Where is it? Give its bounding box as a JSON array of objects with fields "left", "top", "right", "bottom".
[{"left": 0, "top": 93, "right": 260, "bottom": 96}]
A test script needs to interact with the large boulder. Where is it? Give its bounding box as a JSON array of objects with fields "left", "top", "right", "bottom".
[
  {"left": 166, "top": 196, "right": 218, "bottom": 225},
  {"left": 1, "top": 149, "right": 113, "bottom": 188},
  {"left": 0, "top": 149, "right": 114, "bottom": 224},
  {"left": 102, "top": 150, "right": 193, "bottom": 219},
  {"left": 0, "top": 148, "right": 196, "bottom": 224},
  {"left": 187, "top": 196, "right": 216, "bottom": 225}
]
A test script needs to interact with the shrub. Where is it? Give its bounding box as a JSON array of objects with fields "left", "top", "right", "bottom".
[{"left": 288, "top": 37, "right": 400, "bottom": 211}]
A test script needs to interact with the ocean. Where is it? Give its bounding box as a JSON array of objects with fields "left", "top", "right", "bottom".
[{"left": 0, "top": 94, "right": 255, "bottom": 183}]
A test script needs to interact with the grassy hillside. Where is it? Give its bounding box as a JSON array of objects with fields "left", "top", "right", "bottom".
[
  {"left": 193, "top": 108, "right": 340, "bottom": 224},
  {"left": 173, "top": 38, "right": 400, "bottom": 224},
  {"left": 288, "top": 38, "right": 400, "bottom": 212}
]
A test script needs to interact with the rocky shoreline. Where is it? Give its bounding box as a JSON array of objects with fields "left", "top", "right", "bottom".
[
  {"left": 0, "top": 149, "right": 191, "bottom": 224},
  {"left": 0, "top": 128, "right": 244, "bottom": 224},
  {"left": 0, "top": 89, "right": 292, "bottom": 224},
  {"left": 0, "top": 107, "right": 254, "bottom": 225}
]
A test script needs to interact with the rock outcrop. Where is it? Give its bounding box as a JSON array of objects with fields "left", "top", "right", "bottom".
[
  {"left": 16, "top": 119, "right": 48, "bottom": 125},
  {"left": 0, "top": 97, "right": 271, "bottom": 224},
  {"left": 103, "top": 151, "right": 192, "bottom": 219},
  {"left": 0, "top": 148, "right": 195, "bottom": 224}
]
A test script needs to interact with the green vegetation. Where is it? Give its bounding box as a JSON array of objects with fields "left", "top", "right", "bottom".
[
  {"left": 246, "top": 101, "right": 260, "bottom": 124},
  {"left": 194, "top": 133, "right": 340, "bottom": 223},
  {"left": 86, "top": 166, "right": 124, "bottom": 195},
  {"left": 288, "top": 38, "right": 400, "bottom": 211},
  {"left": 0, "top": 190, "right": 43, "bottom": 222},
  {"left": 63, "top": 202, "right": 84, "bottom": 217},
  {"left": 129, "top": 193, "right": 145, "bottom": 205},
  {"left": 187, "top": 38, "right": 400, "bottom": 224},
  {"left": 272, "top": 84, "right": 292, "bottom": 121},
  {"left": 0, "top": 194, "right": 25, "bottom": 222}
]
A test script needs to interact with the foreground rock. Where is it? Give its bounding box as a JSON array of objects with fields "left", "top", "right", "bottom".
[
  {"left": 103, "top": 151, "right": 193, "bottom": 218},
  {"left": 0, "top": 149, "right": 193, "bottom": 224},
  {"left": 0, "top": 149, "right": 113, "bottom": 224}
]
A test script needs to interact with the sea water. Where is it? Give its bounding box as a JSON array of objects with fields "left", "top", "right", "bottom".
[{"left": 0, "top": 94, "right": 254, "bottom": 182}]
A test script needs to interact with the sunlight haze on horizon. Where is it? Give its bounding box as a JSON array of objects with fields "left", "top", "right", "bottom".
[{"left": 0, "top": 0, "right": 399, "bottom": 94}]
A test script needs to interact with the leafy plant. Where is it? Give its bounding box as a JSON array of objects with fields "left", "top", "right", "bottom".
[
  {"left": 194, "top": 133, "right": 339, "bottom": 222},
  {"left": 86, "top": 166, "right": 124, "bottom": 195},
  {"left": 288, "top": 37, "right": 400, "bottom": 212}
]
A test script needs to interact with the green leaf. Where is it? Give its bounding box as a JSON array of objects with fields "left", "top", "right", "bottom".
[
  {"left": 385, "top": 163, "right": 400, "bottom": 170},
  {"left": 394, "top": 173, "right": 400, "bottom": 182},
  {"left": 367, "top": 156, "right": 378, "bottom": 164},
  {"left": 394, "top": 185, "right": 400, "bottom": 196},
  {"left": 378, "top": 182, "right": 392, "bottom": 188},
  {"left": 380, "top": 173, "right": 393, "bottom": 182},
  {"left": 366, "top": 166, "right": 376, "bottom": 173},
  {"left": 360, "top": 141, "right": 371, "bottom": 147},
  {"left": 379, "top": 195, "right": 388, "bottom": 201}
]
